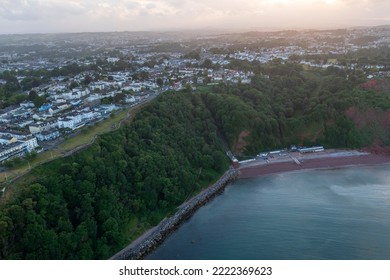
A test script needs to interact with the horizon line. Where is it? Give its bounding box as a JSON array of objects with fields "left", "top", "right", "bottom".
[{"left": 1, "top": 24, "right": 390, "bottom": 37}]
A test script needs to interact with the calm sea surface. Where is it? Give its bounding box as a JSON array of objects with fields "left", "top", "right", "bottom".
[{"left": 146, "top": 164, "right": 390, "bottom": 260}]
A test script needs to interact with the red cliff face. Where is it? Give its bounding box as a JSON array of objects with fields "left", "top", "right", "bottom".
[
  {"left": 345, "top": 106, "right": 382, "bottom": 129},
  {"left": 346, "top": 106, "right": 390, "bottom": 154},
  {"left": 233, "top": 130, "right": 251, "bottom": 155},
  {"left": 361, "top": 79, "right": 390, "bottom": 92}
]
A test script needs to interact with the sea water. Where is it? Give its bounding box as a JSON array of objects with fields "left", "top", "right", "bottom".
[{"left": 146, "top": 164, "right": 390, "bottom": 260}]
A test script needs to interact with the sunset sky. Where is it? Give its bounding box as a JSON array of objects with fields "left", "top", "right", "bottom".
[{"left": 1, "top": 0, "right": 390, "bottom": 34}]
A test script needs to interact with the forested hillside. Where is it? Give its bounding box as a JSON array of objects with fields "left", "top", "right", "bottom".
[
  {"left": 202, "top": 63, "right": 390, "bottom": 155},
  {"left": 1, "top": 62, "right": 390, "bottom": 259},
  {"left": 0, "top": 92, "right": 229, "bottom": 259}
]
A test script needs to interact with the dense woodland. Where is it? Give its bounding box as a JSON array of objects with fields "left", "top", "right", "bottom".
[
  {"left": 2, "top": 61, "right": 390, "bottom": 259},
  {"left": 200, "top": 62, "right": 390, "bottom": 155},
  {"left": 0, "top": 92, "right": 229, "bottom": 259}
]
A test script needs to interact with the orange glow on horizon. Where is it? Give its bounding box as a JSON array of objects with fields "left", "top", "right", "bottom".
[{"left": 1, "top": 0, "right": 390, "bottom": 34}]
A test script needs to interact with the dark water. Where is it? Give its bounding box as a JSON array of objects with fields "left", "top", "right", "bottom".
[{"left": 146, "top": 165, "right": 390, "bottom": 260}]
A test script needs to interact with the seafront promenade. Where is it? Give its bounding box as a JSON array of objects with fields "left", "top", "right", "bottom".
[{"left": 239, "top": 149, "right": 390, "bottom": 178}]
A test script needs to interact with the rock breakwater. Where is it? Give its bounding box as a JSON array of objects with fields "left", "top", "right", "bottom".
[{"left": 110, "top": 168, "right": 239, "bottom": 260}]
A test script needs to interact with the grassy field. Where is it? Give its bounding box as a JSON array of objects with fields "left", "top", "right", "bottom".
[
  {"left": 0, "top": 106, "right": 134, "bottom": 185},
  {"left": 327, "top": 58, "right": 338, "bottom": 64}
]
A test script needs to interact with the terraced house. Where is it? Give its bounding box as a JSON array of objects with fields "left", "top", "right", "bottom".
[{"left": 0, "top": 136, "right": 38, "bottom": 164}]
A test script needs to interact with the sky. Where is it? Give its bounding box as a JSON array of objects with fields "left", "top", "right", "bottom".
[{"left": 0, "top": 0, "right": 390, "bottom": 34}]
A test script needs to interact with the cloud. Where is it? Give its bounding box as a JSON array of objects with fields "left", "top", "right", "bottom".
[
  {"left": 1, "top": 0, "right": 390, "bottom": 33},
  {"left": 0, "top": 0, "right": 88, "bottom": 21}
]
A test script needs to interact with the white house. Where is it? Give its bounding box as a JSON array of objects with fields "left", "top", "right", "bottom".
[
  {"left": 125, "top": 95, "right": 136, "bottom": 103},
  {"left": 71, "top": 88, "right": 90, "bottom": 99},
  {"left": 57, "top": 117, "right": 78, "bottom": 130},
  {"left": 0, "top": 136, "right": 39, "bottom": 164},
  {"left": 29, "top": 121, "right": 57, "bottom": 134},
  {"left": 57, "top": 110, "right": 90, "bottom": 130},
  {"left": 20, "top": 101, "right": 35, "bottom": 108},
  {"left": 89, "top": 82, "right": 105, "bottom": 91},
  {"left": 36, "top": 129, "right": 60, "bottom": 141},
  {"left": 23, "top": 137, "right": 39, "bottom": 152}
]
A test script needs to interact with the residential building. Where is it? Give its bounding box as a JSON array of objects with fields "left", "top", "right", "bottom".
[
  {"left": 0, "top": 137, "right": 39, "bottom": 164},
  {"left": 36, "top": 129, "right": 60, "bottom": 141},
  {"left": 29, "top": 121, "right": 57, "bottom": 134}
]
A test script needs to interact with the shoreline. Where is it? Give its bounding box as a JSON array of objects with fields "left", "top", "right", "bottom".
[
  {"left": 110, "top": 168, "right": 239, "bottom": 260},
  {"left": 110, "top": 150, "right": 390, "bottom": 259},
  {"left": 239, "top": 150, "right": 390, "bottom": 179}
]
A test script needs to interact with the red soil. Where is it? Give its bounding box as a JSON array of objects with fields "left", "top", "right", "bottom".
[
  {"left": 234, "top": 130, "right": 251, "bottom": 154},
  {"left": 239, "top": 153, "right": 390, "bottom": 179}
]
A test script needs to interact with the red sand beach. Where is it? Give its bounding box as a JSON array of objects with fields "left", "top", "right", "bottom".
[{"left": 238, "top": 150, "right": 390, "bottom": 179}]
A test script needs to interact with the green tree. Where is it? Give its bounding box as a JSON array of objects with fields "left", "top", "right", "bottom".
[{"left": 156, "top": 78, "right": 164, "bottom": 87}]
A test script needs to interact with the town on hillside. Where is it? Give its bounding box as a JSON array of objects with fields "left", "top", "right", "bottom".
[{"left": 1, "top": 26, "right": 390, "bottom": 166}]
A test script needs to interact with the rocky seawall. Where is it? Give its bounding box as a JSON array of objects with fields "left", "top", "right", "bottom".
[{"left": 110, "top": 167, "right": 239, "bottom": 260}]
